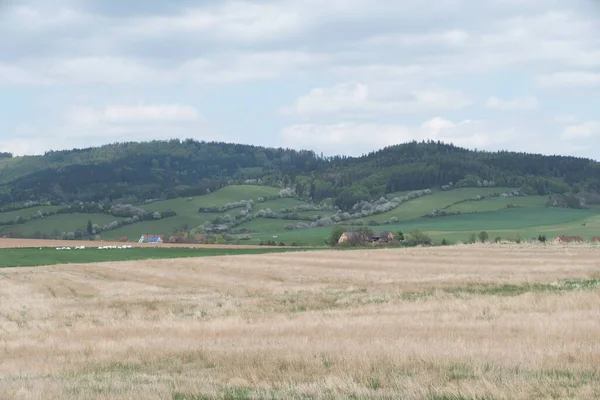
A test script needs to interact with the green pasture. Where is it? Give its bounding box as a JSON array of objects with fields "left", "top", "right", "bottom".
[
  {"left": 445, "top": 196, "right": 547, "bottom": 213},
  {"left": 254, "top": 198, "right": 308, "bottom": 211},
  {"left": 0, "top": 213, "right": 124, "bottom": 236},
  {"left": 0, "top": 247, "right": 310, "bottom": 268},
  {"left": 246, "top": 207, "right": 599, "bottom": 246},
  {"left": 0, "top": 205, "right": 62, "bottom": 222},
  {"left": 100, "top": 214, "right": 221, "bottom": 240},
  {"left": 145, "top": 185, "right": 280, "bottom": 213},
  {"left": 354, "top": 187, "right": 517, "bottom": 223}
]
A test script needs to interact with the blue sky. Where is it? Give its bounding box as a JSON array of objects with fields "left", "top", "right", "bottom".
[{"left": 1, "top": 0, "right": 599, "bottom": 159}]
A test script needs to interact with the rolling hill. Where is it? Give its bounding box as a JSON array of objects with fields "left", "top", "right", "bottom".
[{"left": 1, "top": 139, "right": 599, "bottom": 244}]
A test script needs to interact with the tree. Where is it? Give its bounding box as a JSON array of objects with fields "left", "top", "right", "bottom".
[
  {"left": 478, "top": 231, "right": 489, "bottom": 243},
  {"left": 329, "top": 227, "right": 346, "bottom": 247},
  {"left": 353, "top": 227, "right": 374, "bottom": 246},
  {"left": 441, "top": 238, "right": 449, "bottom": 246},
  {"left": 395, "top": 230, "right": 405, "bottom": 241},
  {"left": 87, "top": 219, "right": 93, "bottom": 236}
]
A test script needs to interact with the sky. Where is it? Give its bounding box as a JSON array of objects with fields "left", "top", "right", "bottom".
[{"left": 0, "top": 0, "right": 599, "bottom": 159}]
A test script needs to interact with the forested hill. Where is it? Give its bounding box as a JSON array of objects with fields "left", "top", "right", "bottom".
[{"left": 1, "top": 139, "right": 599, "bottom": 210}]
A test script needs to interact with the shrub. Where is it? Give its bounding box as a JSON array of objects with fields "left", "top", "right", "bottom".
[
  {"left": 538, "top": 234, "right": 547, "bottom": 243},
  {"left": 494, "top": 236, "right": 502, "bottom": 243},
  {"left": 441, "top": 238, "right": 449, "bottom": 246},
  {"left": 404, "top": 230, "right": 433, "bottom": 247}
]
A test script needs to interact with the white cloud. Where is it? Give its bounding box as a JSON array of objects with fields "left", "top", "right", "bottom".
[
  {"left": 279, "top": 82, "right": 471, "bottom": 117},
  {"left": 0, "top": 51, "right": 326, "bottom": 86},
  {"left": 361, "top": 29, "right": 470, "bottom": 47},
  {"left": 121, "top": 2, "right": 306, "bottom": 43},
  {"left": 280, "top": 118, "right": 522, "bottom": 156},
  {"left": 5, "top": 5, "right": 87, "bottom": 30},
  {"left": 535, "top": 72, "right": 600, "bottom": 88},
  {"left": 66, "top": 104, "right": 202, "bottom": 126},
  {"left": 0, "top": 104, "right": 211, "bottom": 156},
  {"left": 561, "top": 121, "right": 600, "bottom": 140},
  {"left": 485, "top": 96, "right": 539, "bottom": 110}
]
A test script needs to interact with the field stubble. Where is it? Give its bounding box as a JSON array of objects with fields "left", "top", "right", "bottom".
[{"left": 1, "top": 245, "right": 600, "bottom": 399}]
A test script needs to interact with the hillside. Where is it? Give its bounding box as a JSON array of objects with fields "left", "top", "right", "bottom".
[
  {"left": 1, "top": 139, "right": 600, "bottom": 245},
  {"left": 1, "top": 140, "right": 600, "bottom": 211}
]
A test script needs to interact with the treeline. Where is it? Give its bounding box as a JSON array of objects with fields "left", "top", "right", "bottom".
[{"left": 1, "top": 139, "right": 599, "bottom": 211}]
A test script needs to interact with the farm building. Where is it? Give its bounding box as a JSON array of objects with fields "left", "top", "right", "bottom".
[
  {"left": 338, "top": 231, "right": 395, "bottom": 245},
  {"left": 372, "top": 231, "right": 395, "bottom": 243},
  {"left": 554, "top": 235, "right": 585, "bottom": 243},
  {"left": 138, "top": 234, "right": 165, "bottom": 244},
  {"left": 338, "top": 232, "right": 361, "bottom": 244}
]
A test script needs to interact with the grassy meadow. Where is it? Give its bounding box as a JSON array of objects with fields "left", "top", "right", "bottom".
[
  {"left": 1, "top": 245, "right": 599, "bottom": 399},
  {"left": 1, "top": 184, "right": 599, "bottom": 245},
  {"left": 0, "top": 246, "right": 307, "bottom": 268}
]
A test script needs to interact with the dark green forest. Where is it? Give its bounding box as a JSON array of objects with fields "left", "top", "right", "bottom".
[{"left": 1, "top": 139, "right": 599, "bottom": 211}]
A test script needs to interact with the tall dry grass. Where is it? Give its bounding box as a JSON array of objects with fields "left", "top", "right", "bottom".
[{"left": 1, "top": 245, "right": 599, "bottom": 399}]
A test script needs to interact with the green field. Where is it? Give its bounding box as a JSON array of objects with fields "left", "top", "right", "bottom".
[
  {"left": 146, "top": 185, "right": 280, "bottom": 212},
  {"left": 1, "top": 213, "right": 124, "bottom": 236},
  {"left": 246, "top": 207, "right": 600, "bottom": 246},
  {"left": 0, "top": 205, "right": 62, "bottom": 221},
  {"left": 0, "top": 247, "right": 309, "bottom": 268},
  {"left": 445, "top": 195, "right": 547, "bottom": 213},
  {"left": 254, "top": 198, "right": 309, "bottom": 211},
  {"left": 354, "top": 187, "right": 517, "bottom": 224}
]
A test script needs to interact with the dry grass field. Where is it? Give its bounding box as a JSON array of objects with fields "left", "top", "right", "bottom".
[{"left": 1, "top": 245, "right": 600, "bottom": 399}]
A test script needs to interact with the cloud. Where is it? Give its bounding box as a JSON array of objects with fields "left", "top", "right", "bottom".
[
  {"left": 485, "top": 96, "right": 539, "bottom": 110},
  {"left": 561, "top": 121, "right": 600, "bottom": 140},
  {"left": 120, "top": 1, "right": 306, "bottom": 43},
  {"left": 0, "top": 104, "right": 212, "bottom": 156},
  {"left": 1, "top": 0, "right": 600, "bottom": 159},
  {"left": 535, "top": 72, "right": 600, "bottom": 88},
  {"left": 280, "top": 118, "right": 522, "bottom": 157},
  {"left": 66, "top": 104, "right": 202, "bottom": 126},
  {"left": 279, "top": 82, "right": 471, "bottom": 117},
  {"left": 0, "top": 51, "right": 326, "bottom": 86}
]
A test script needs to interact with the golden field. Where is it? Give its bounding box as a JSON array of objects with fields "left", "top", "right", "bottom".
[{"left": 1, "top": 245, "right": 599, "bottom": 399}]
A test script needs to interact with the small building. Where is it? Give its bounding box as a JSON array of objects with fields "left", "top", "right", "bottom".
[
  {"left": 138, "top": 234, "right": 164, "bottom": 244},
  {"left": 338, "top": 232, "right": 361, "bottom": 244},
  {"left": 372, "top": 231, "right": 395, "bottom": 243},
  {"left": 338, "top": 231, "right": 395, "bottom": 245},
  {"left": 591, "top": 237, "right": 600, "bottom": 243},
  {"left": 555, "top": 235, "right": 585, "bottom": 243}
]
